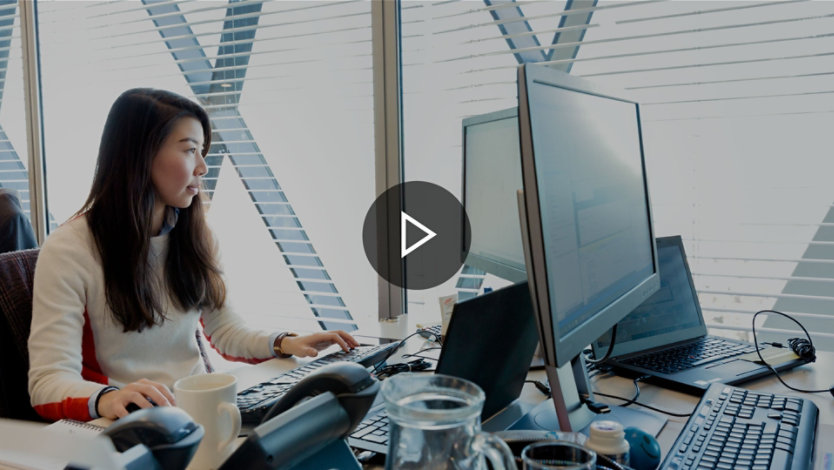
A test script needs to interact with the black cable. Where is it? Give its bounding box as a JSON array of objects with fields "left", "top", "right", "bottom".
[
  {"left": 400, "top": 346, "right": 443, "bottom": 362},
  {"left": 618, "top": 375, "right": 650, "bottom": 408},
  {"left": 585, "top": 324, "right": 618, "bottom": 364},
  {"left": 751, "top": 309, "right": 834, "bottom": 396},
  {"left": 787, "top": 337, "right": 816, "bottom": 362},
  {"left": 586, "top": 371, "right": 693, "bottom": 417},
  {"left": 591, "top": 391, "right": 694, "bottom": 418},
  {"left": 416, "top": 327, "right": 443, "bottom": 345},
  {"left": 371, "top": 331, "right": 424, "bottom": 373},
  {"left": 375, "top": 358, "right": 432, "bottom": 379},
  {"left": 537, "top": 370, "right": 691, "bottom": 417},
  {"left": 404, "top": 346, "right": 443, "bottom": 356},
  {"left": 525, "top": 379, "right": 552, "bottom": 397},
  {"left": 401, "top": 352, "right": 441, "bottom": 362},
  {"left": 587, "top": 361, "right": 613, "bottom": 375}
]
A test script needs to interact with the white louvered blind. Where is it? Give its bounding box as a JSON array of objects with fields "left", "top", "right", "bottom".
[
  {"left": 0, "top": 2, "right": 33, "bottom": 225},
  {"left": 36, "top": 1, "right": 378, "bottom": 366},
  {"left": 401, "top": 0, "right": 834, "bottom": 350}
]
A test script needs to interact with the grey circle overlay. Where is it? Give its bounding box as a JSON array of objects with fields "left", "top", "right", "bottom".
[{"left": 362, "top": 181, "right": 471, "bottom": 290}]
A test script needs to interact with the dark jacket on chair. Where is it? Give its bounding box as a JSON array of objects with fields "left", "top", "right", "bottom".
[{"left": 0, "top": 249, "right": 43, "bottom": 421}]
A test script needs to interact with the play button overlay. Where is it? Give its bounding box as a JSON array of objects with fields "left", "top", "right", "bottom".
[
  {"left": 362, "top": 181, "right": 471, "bottom": 290},
  {"left": 401, "top": 212, "right": 436, "bottom": 258}
]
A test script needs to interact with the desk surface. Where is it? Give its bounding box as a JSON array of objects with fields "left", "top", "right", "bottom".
[
  {"left": 232, "top": 347, "right": 834, "bottom": 469},
  {"left": 579, "top": 352, "right": 834, "bottom": 457}
]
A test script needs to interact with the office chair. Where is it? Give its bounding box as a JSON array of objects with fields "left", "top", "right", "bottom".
[
  {"left": 0, "top": 248, "right": 214, "bottom": 421},
  {"left": 0, "top": 248, "right": 42, "bottom": 421}
]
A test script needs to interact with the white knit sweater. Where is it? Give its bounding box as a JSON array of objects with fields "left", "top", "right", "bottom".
[{"left": 27, "top": 216, "right": 276, "bottom": 421}]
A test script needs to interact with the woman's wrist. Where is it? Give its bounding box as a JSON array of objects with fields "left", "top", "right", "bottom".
[
  {"left": 94, "top": 386, "right": 119, "bottom": 417},
  {"left": 273, "top": 332, "right": 299, "bottom": 358}
]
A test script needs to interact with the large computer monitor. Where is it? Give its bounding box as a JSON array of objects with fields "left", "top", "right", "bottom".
[
  {"left": 516, "top": 63, "right": 662, "bottom": 433},
  {"left": 462, "top": 107, "right": 527, "bottom": 282}
]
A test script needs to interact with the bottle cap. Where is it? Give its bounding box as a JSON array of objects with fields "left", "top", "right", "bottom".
[
  {"left": 590, "top": 420, "right": 625, "bottom": 439},
  {"left": 587, "top": 420, "right": 630, "bottom": 462}
]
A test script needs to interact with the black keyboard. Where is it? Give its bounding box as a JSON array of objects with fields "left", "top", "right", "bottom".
[
  {"left": 417, "top": 324, "right": 442, "bottom": 341},
  {"left": 237, "top": 343, "right": 398, "bottom": 425},
  {"left": 347, "top": 406, "right": 390, "bottom": 453},
  {"left": 623, "top": 337, "right": 756, "bottom": 374},
  {"left": 661, "top": 383, "right": 817, "bottom": 470}
]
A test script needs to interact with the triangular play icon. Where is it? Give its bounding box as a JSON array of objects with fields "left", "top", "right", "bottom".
[{"left": 401, "top": 211, "right": 437, "bottom": 258}]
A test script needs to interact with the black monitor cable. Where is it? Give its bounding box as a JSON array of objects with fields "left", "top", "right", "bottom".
[
  {"left": 751, "top": 309, "right": 834, "bottom": 397},
  {"left": 589, "top": 375, "right": 649, "bottom": 409},
  {"left": 591, "top": 389, "right": 694, "bottom": 418},
  {"left": 371, "top": 331, "right": 424, "bottom": 374},
  {"left": 535, "top": 373, "right": 693, "bottom": 418},
  {"left": 402, "top": 352, "right": 440, "bottom": 362},
  {"left": 416, "top": 327, "right": 443, "bottom": 345},
  {"left": 585, "top": 324, "right": 618, "bottom": 365},
  {"left": 525, "top": 379, "right": 553, "bottom": 397},
  {"left": 402, "top": 346, "right": 443, "bottom": 362},
  {"left": 375, "top": 358, "right": 433, "bottom": 379},
  {"left": 527, "top": 373, "right": 692, "bottom": 417},
  {"left": 589, "top": 374, "right": 694, "bottom": 417}
]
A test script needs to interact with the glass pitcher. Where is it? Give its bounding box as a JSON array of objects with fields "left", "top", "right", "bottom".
[{"left": 381, "top": 373, "right": 516, "bottom": 470}]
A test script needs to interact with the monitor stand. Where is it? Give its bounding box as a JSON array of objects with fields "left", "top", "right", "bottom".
[{"left": 510, "top": 355, "right": 666, "bottom": 437}]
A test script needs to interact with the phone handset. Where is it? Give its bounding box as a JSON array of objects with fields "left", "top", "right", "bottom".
[{"left": 261, "top": 361, "right": 379, "bottom": 430}]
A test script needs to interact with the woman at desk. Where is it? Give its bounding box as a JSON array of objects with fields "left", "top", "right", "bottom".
[{"left": 27, "top": 89, "right": 358, "bottom": 422}]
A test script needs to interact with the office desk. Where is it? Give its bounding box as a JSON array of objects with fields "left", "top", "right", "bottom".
[
  {"left": 232, "top": 349, "right": 834, "bottom": 469},
  {"left": 525, "top": 351, "right": 834, "bottom": 468},
  {"left": 0, "top": 347, "right": 829, "bottom": 469},
  {"left": 586, "top": 352, "right": 833, "bottom": 456}
]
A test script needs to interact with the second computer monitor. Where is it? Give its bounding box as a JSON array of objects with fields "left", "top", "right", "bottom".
[{"left": 462, "top": 108, "right": 527, "bottom": 282}]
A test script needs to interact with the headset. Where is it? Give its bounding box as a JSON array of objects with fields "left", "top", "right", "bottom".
[{"left": 751, "top": 309, "right": 834, "bottom": 397}]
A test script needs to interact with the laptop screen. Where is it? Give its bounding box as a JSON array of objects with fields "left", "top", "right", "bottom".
[
  {"left": 436, "top": 281, "right": 539, "bottom": 420},
  {"left": 593, "top": 236, "right": 707, "bottom": 358}
]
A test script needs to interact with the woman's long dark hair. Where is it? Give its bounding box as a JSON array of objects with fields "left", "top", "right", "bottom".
[{"left": 78, "top": 88, "right": 225, "bottom": 332}]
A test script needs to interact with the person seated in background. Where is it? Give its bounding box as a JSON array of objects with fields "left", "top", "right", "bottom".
[
  {"left": 27, "top": 88, "right": 358, "bottom": 422},
  {"left": 0, "top": 188, "right": 37, "bottom": 252}
]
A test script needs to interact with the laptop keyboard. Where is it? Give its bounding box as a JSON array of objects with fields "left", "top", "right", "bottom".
[{"left": 623, "top": 337, "right": 757, "bottom": 374}]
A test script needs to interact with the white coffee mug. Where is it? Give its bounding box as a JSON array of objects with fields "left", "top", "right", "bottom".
[{"left": 174, "top": 373, "right": 242, "bottom": 470}]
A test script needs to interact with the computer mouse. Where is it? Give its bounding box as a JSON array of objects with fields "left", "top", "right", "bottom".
[{"left": 125, "top": 397, "right": 156, "bottom": 413}]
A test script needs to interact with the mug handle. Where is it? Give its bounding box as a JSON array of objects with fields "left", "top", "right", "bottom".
[
  {"left": 473, "top": 432, "right": 516, "bottom": 470},
  {"left": 217, "top": 402, "right": 242, "bottom": 452}
]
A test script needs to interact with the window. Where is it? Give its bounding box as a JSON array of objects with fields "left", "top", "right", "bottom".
[
  {"left": 0, "top": 2, "right": 32, "bottom": 226},
  {"left": 401, "top": 1, "right": 524, "bottom": 322},
  {"left": 37, "top": 0, "right": 378, "bottom": 367},
  {"left": 401, "top": 1, "right": 834, "bottom": 349}
]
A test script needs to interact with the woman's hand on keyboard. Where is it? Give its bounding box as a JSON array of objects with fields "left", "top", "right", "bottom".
[{"left": 282, "top": 330, "right": 360, "bottom": 357}]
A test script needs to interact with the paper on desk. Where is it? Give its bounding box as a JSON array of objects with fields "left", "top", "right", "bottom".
[
  {"left": 0, "top": 418, "right": 123, "bottom": 469},
  {"left": 737, "top": 347, "right": 800, "bottom": 365},
  {"left": 46, "top": 418, "right": 107, "bottom": 436}
]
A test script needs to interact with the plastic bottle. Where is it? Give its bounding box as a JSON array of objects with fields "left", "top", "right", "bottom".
[{"left": 586, "top": 420, "right": 630, "bottom": 466}]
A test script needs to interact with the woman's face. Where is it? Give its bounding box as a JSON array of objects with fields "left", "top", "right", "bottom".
[{"left": 151, "top": 117, "right": 207, "bottom": 210}]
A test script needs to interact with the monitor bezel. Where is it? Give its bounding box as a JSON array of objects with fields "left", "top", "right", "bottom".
[
  {"left": 518, "top": 63, "right": 661, "bottom": 368},
  {"left": 461, "top": 106, "right": 528, "bottom": 282}
]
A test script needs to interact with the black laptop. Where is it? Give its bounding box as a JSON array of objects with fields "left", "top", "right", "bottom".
[
  {"left": 592, "top": 235, "right": 810, "bottom": 395},
  {"left": 348, "top": 281, "right": 540, "bottom": 454}
]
